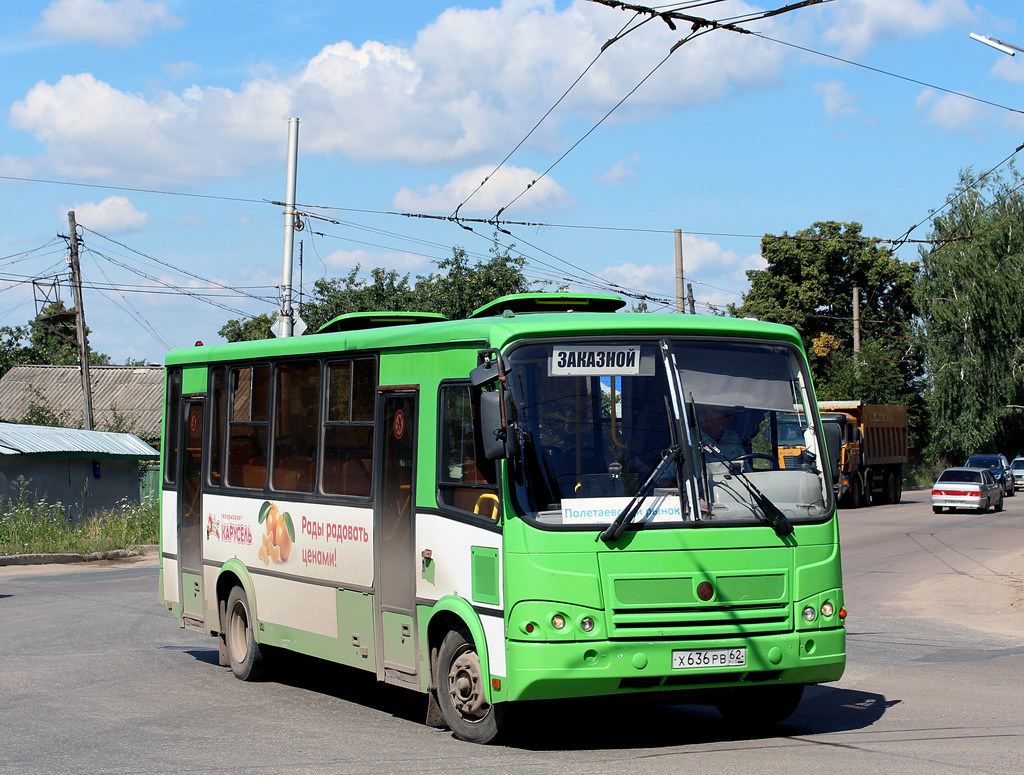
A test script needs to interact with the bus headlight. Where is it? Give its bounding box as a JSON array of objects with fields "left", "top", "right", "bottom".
[
  {"left": 551, "top": 614, "right": 566, "bottom": 629},
  {"left": 802, "top": 606, "right": 817, "bottom": 621},
  {"left": 580, "top": 616, "right": 595, "bottom": 632},
  {"left": 820, "top": 601, "right": 834, "bottom": 617}
]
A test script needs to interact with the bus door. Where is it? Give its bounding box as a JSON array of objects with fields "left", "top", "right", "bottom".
[
  {"left": 374, "top": 389, "right": 418, "bottom": 687},
  {"left": 177, "top": 398, "right": 206, "bottom": 630}
]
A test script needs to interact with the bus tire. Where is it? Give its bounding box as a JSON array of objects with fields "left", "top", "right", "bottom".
[
  {"left": 715, "top": 683, "right": 804, "bottom": 729},
  {"left": 436, "top": 627, "right": 505, "bottom": 743},
  {"left": 225, "top": 585, "right": 265, "bottom": 681}
]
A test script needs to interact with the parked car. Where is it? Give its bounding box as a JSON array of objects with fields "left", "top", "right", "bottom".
[
  {"left": 932, "top": 467, "right": 1004, "bottom": 514},
  {"left": 1012, "top": 456, "right": 1024, "bottom": 491},
  {"left": 963, "top": 454, "right": 1014, "bottom": 497}
]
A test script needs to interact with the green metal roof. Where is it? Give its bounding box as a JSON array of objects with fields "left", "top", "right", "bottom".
[{"left": 0, "top": 423, "right": 158, "bottom": 458}]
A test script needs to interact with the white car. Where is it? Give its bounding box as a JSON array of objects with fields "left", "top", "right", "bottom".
[
  {"left": 1011, "top": 456, "right": 1024, "bottom": 491},
  {"left": 931, "top": 467, "right": 1003, "bottom": 514}
]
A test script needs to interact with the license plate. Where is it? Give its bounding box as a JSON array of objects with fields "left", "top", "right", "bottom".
[{"left": 672, "top": 647, "right": 746, "bottom": 669}]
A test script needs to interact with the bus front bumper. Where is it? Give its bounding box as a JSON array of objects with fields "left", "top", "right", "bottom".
[{"left": 504, "top": 627, "right": 846, "bottom": 702}]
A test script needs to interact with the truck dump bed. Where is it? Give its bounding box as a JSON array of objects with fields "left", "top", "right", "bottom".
[{"left": 818, "top": 401, "right": 908, "bottom": 466}]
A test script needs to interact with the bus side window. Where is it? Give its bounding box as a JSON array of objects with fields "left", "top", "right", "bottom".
[
  {"left": 227, "top": 364, "right": 270, "bottom": 489},
  {"left": 322, "top": 358, "right": 376, "bottom": 497},
  {"left": 208, "top": 367, "right": 225, "bottom": 487},
  {"left": 438, "top": 384, "right": 498, "bottom": 518},
  {"left": 272, "top": 361, "right": 319, "bottom": 493},
  {"left": 163, "top": 368, "right": 182, "bottom": 485}
]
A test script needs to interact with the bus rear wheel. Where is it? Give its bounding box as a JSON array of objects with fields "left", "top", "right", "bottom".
[
  {"left": 436, "top": 627, "right": 505, "bottom": 743},
  {"left": 225, "top": 585, "right": 265, "bottom": 681},
  {"left": 715, "top": 683, "right": 804, "bottom": 729}
]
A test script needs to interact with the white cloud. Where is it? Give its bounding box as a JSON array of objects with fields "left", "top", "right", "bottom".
[
  {"left": 68, "top": 196, "right": 150, "bottom": 232},
  {"left": 598, "top": 154, "right": 641, "bottom": 186},
  {"left": 10, "top": 1, "right": 793, "bottom": 185},
  {"left": 824, "top": 0, "right": 974, "bottom": 55},
  {"left": 990, "top": 55, "right": 1024, "bottom": 84},
  {"left": 0, "top": 154, "right": 38, "bottom": 178},
  {"left": 915, "top": 88, "right": 986, "bottom": 131},
  {"left": 322, "top": 248, "right": 428, "bottom": 273},
  {"left": 598, "top": 235, "right": 762, "bottom": 307},
  {"left": 815, "top": 81, "right": 860, "bottom": 121},
  {"left": 163, "top": 61, "right": 199, "bottom": 80},
  {"left": 37, "top": 0, "right": 182, "bottom": 47},
  {"left": 392, "top": 164, "right": 575, "bottom": 216}
]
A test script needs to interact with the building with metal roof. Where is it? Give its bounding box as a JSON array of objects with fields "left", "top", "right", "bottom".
[
  {"left": 0, "top": 422, "right": 158, "bottom": 518},
  {"left": 0, "top": 364, "right": 164, "bottom": 443}
]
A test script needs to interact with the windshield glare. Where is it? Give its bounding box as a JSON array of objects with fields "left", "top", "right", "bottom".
[{"left": 504, "top": 338, "right": 832, "bottom": 529}]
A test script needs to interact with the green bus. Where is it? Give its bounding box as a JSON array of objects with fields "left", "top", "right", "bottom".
[{"left": 158, "top": 292, "right": 845, "bottom": 743}]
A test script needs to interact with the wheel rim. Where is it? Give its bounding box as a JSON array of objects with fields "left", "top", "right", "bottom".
[
  {"left": 446, "top": 644, "right": 489, "bottom": 723},
  {"left": 228, "top": 599, "right": 250, "bottom": 665}
]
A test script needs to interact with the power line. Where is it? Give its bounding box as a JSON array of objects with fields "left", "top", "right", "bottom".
[
  {"left": 451, "top": 10, "right": 650, "bottom": 219},
  {"left": 0, "top": 174, "right": 274, "bottom": 206},
  {"left": 85, "top": 246, "right": 263, "bottom": 318},
  {"left": 754, "top": 31, "right": 1024, "bottom": 118},
  {"left": 79, "top": 225, "right": 272, "bottom": 305}
]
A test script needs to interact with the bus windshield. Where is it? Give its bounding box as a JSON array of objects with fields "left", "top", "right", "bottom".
[{"left": 504, "top": 338, "right": 832, "bottom": 528}]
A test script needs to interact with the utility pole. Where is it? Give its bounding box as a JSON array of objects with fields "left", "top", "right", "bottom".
[
  {"left": 686, "top": 283, "right": 696, "bottom": 315},
  {"left": 278, "top": 117, "right": 301, "bottom": 337},
  {"left": 674, "top": 229, "right": 685, "bottom": 313},
  {"left": 853, "top": 286, "right": 861, "bottom": 378},
  {"left": 67, "top": 210, "right": 94, "bottom": 430}
]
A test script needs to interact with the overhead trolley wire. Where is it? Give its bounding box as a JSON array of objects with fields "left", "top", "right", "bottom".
[{"left": 79, "top": 225, "right": 272, "bottom": 306}]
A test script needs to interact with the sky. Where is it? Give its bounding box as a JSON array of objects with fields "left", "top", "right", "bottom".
[{"left": 2, "top": 0, "right": 1024, "bottom": 365}]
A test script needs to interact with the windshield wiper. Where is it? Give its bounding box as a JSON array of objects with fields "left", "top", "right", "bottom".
[
  {"left": 700, "top": 442, "right": 794, "bottom": 538},
  {"left": 600, "top": 446, "right": 681, "bottom": 543}
]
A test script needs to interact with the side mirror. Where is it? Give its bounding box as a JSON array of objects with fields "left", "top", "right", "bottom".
[
  {"left": 823, "top": 422, "right": 842, "bottom": 482},
  {"left": 480, "top": 391, "right": 510, "bottom": 460}
]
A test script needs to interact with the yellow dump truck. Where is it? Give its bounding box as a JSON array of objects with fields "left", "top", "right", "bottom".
[{"left": 817, "top": 401, "right": 908, "bottom": 508}]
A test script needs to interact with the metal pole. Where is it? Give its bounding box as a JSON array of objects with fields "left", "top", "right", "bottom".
[
  {"left": 853, "top": 286, "right": 861, "bottom": 379},
  {"left": 853, "top": 286, "right": 861, "bottom": 355},
  {"left": 279, "top": 117, "right": 300, "bottom": 338},
  {"left": 674, "top": 228, "right": 685, "bottom": 313},
  {"left": 67, "top": 210, "right": 94, "bottom": 430}
]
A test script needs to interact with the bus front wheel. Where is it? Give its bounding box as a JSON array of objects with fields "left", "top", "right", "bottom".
[
  {"left": 715, "top": 683, "right": 804, "bottom": 729},
  {"left": 224, "top": 585, "right": 265, "bottom": 681},
  {"left": 436, "top": 627, "right": 505, "bottom": 743}
]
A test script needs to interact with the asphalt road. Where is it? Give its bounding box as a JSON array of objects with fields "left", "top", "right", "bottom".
[{"left": 1, "top": 491, "right": 1022, "bottom": 774}]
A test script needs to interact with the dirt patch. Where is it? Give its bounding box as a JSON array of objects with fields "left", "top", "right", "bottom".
[{"left": 895, "top": 548, "right": 1024, "bottom": 638}]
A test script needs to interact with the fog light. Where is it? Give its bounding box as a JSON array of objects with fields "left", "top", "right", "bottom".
[
  {"left": 820, "top": 601, "right": 834, "bottom": 617},
  {"left": 551, "top": 614, "right": 566, "bottom": 629},
  {"left": 802, "top": 606, "right": 817, "bottom": 621},
  {"left": 580, "top": 617, "right": 595, "bottom": 632}
]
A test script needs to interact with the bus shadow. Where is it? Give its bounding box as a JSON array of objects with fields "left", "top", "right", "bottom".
[
  {"left": 180, "top": 648, "right": 894, "bottom": 749},
  {"left": 502, "top": 685, "right": 895, "bottom": 751}
]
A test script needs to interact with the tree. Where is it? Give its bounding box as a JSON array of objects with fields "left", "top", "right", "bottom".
[
  {"left": 219, "top": 313, "right": 275, "bottom": 343},
  {"left": 916, "top": 168, "right": 1024, "bottom": 462},
  {"left": 301, "top": 267, "right": 417, "bottom": 333},
  {"left": 0, "top": 303, "right": 109, "bottom": 381},
  {"left": 0, "top": 325, "right": 31, "bottom": 380},
  {"left": 222, "top": 235, "right": 543, "bottom": 337},
  {"left": 411, "top": 239, "right": 534, "bottom": 319},
  {"left": 734, "top": 221, "right": 924, "bottom": 443}
]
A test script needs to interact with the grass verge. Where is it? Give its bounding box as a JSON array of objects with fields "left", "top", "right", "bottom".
[{"left": 0, "top": 481, "right": 158, "bottom": 556}]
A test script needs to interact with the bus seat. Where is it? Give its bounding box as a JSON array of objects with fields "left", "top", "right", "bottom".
[
  {"left": 343, "top": 459, "right": 372, "bottom": 497},
  {"left": 241, "top": 460, "right": 266, "bottom": 489},
  {"left": 274, "top": 457, "right": 315, "bottom": 492}
]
